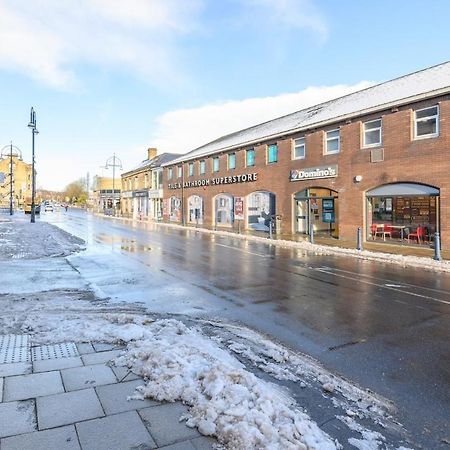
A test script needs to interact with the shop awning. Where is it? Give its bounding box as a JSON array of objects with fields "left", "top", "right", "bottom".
[{"left": 366, "top": 183, "right": 439, "bottom": 196}]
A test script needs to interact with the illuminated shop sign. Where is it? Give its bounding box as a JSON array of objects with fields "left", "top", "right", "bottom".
[
  {"left": 290, "top": 165, "right": 338, "bottom": 181},
  {"left": 168, "top": 172, "right": 258, "bottom": 190}
]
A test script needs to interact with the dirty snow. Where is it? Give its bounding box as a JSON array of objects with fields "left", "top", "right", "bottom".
[{"left": 0, "top": 218, "right": 84, "bottom": 259}]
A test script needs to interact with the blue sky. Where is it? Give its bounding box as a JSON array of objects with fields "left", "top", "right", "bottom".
[{"left": 0, "top": 0, "right": 448, "bottom": 190}]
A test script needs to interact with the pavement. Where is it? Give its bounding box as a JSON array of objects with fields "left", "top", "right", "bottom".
[{"left": 0, "top": 335, "right": 217, "bottom": 450}]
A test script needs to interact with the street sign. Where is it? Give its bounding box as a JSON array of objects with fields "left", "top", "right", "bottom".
[{"left": 234, "top": 196, "right": 244, "bottom": 220}]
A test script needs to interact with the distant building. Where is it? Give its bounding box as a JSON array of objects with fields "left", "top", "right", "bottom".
[
  {"left": 92, "top": 176, "right": 120, "bottom": 214},
  {"left": 0, "top": 146, "right": 32, "bottom": 211},
  {"left": 121, "top": 148, "right": 178, "bottom": 220}
]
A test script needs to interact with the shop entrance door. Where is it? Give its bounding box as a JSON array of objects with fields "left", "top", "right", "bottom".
[{"left": 296, "top": 199, "right": 308, "bottom": 233}]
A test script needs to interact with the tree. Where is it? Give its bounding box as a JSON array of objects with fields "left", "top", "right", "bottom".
[{"left": 63, "top": 178, "right": 87, "bottom": 206}]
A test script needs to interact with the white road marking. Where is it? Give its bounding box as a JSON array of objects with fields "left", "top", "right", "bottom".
[
  {"left": 314, "top": 267, "right": 450, "bottom": 306},
  {"left": 215, "top": 243, "right": 269, "bottom": 258}
]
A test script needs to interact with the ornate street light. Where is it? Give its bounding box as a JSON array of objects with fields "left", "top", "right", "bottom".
[
  {"left": 1, "top": 144, "right": 22, "bottom": 215},
  {"left": 27, "top": 107, "right": 39, "bottom": 223},
  {"left": 103, "top": 153, "right": 122, "bottom": 216}
]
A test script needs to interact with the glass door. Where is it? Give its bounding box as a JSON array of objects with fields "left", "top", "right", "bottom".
[{"left": 296, "top": 199, "right": 308, "bottom": 233}]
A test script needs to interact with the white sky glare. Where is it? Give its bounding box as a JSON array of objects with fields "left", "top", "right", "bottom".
[{"left": 0, "top": 0, "right": 447, "bottom": 190}]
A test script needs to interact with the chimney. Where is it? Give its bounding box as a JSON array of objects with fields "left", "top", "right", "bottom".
[{"left": 147, "top": 148, "right": 157, "bottom": 160}]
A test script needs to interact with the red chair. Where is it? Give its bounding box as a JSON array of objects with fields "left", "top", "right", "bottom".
[
  {"left": 382, "top": 224, "right": 393, "bottom": 240},
  {"left": 370, "top": 223, "right": 378, "bottom": 240},
  {"left": 408, "top": 226, "right": 425, "bottom": 244}
]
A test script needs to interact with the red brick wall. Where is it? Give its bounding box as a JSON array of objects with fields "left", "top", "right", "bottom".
[{"left": 163, "top": 95, "right": 450, "bottom": 248}]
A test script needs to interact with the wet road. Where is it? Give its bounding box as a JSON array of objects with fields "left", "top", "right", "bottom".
[{"left": 44, "top": 209, "right": 450, "bottom": 448}]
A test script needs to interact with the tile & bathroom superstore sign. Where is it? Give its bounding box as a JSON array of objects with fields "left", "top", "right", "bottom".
[{"left": 168, "top": 172, "right": 258, "bottom": 190}]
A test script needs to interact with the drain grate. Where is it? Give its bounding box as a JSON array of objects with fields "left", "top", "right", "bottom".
[
  {"left": 31, "top": 343, "right": 79, "bottom": 361},
  {"left": 0, "top": 334, "right": 31, "bottom": 364}
]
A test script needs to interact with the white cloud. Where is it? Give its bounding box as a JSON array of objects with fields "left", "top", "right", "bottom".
[
  {"left": 247, "top": 0, "right": 328, "bottom": 40},
  {"left": 150, "top": 81, "right": 373, "bottom": 154},
  {"left": 0, "top": 0, "right": 203, "bottom": 89}
]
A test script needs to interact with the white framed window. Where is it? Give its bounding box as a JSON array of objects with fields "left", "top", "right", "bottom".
[
  {"left": 199, "top": 160, "right": 206, "bottom": 174},
  {"left": 177, "top": 166, "right": 182, "bottom": 178},
  {"left": 188, "top": 162, "right": 194, "bottom": 177},
  {"left": 292, "top": 137, "right": 306, "bottom": 159},
  {"left": 363, "top": 119, "right": 382, "bottom": 147},
  {"left": 168, "top": 168, "right": 173, "bottom": 180},
  {"left": 414, "top": 105, "right": 439, "bottom": 139},
  {"left": 325, "top": 129, "right": 340, "bottom": 154}
]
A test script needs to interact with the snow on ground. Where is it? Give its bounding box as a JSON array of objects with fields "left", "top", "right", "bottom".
[
  {"left": 0, "top": 216, "right": 415, "bottom": 449},
  {"left": 152, "top": 221, "right": 450, "bottom": 273},
  {"left": 0, "top": 217, "right": 84, "bottom": 259}
]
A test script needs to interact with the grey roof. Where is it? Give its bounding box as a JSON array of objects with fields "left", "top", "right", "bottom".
[
  {"left": 122, "top": 153, "right": 179, "bottom": 176},
  {"left": 164, "top": 61, "right": 450, "bottom": 166}
]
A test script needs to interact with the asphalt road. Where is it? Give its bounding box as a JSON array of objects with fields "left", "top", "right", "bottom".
[{"left": 43, "top": 209, "right": 450, "bottom": 449}]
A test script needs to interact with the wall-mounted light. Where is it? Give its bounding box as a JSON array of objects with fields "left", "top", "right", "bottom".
[{"left": 354, "top": 175, "right": 363, "bottom": 183}]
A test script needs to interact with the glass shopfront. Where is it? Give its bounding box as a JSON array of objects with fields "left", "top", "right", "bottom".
[
  {"left": 215, "top": 194, "right": 234, "bottom": 226},
  {"left": 366, "top": 183, "right": 439, "bottom": 245},
  {"left": 169, "top": 196, "right": 181, "bottom": 222},
  {"left": 294, "top": 188, "right": 338, "bottom": 237},
  {"left": 188, "top": 195, "right": 204, "bottom": 224},
  {"left": 247, "top": 191, "right": 275, "bottom": 231}
]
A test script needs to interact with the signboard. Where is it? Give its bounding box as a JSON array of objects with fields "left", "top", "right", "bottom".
[
  {"left": 162, "top": 199, "right": 169, "bottom": 216},
  {"left": 234, "top": 196, "right": 244, "bottom": 220},
  {"left": 168, "top": 172, "right": 258, "bottom": 190},
  {"left": 322, "top": 198, "right": 335, "bottom": 223},
  {"left": 132, "top": 190, "right": 148, "bottom": 198},
  {"left": 290, "top": 165, "right": 338, "bottom": 182}
]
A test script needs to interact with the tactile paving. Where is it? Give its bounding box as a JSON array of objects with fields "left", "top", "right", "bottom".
[
  {"left": 0, "top": 334, "right": 31, "bottom": 364},
  {"left": 31, "top": 343, "right": 79, "bottom": 361}
]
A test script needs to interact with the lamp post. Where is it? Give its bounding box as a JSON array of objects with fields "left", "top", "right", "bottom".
[
  {"left": 27, "top": 107, "right": 39, "bottom": 223},
  {"left": 104, "top": 153, "right": 122, "bottom": 216},
  {"left": 0, "top": 143, "right": 21, "bottom": 215}
]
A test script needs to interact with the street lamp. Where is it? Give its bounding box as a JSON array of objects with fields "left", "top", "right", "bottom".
[
  {"left": 1, "top": 143, "right": 22, "bottom": 215},
  {"left": 104, "top": 153, "right": 122, "bottom": 216},
  {"left": 27, "top": 107, "right": 39, "bottom": 223}
]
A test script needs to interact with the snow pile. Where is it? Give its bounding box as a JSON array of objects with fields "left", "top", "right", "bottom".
[
  {"left": 154, "top": 221, "right": 450, "bottom": 273},
  {"left": 22, "top": 310, "right": 337, "bottom": 449},
  {"left": 0, "top": 219, "right": 84, "bottom": 259}
]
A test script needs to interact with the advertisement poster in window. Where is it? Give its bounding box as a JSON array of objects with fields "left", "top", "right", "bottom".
[
  {"left": 234, "top": 197, "right": 244, "bottom": 221},
  {"left": 322, "top": 198, "right": 335, "bottom": 223}
]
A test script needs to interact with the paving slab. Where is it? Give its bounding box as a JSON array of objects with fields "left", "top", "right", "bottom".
[
  {"left": 76, "top": 410, "right": 156, "bottom": 450},
  {"left": 0, "top": 400, "right": 36, "bottom": 438},
  {"left": 1, "top": 425, "right": 80, "bottom": 450},
  {"left": 92, "top": 343, "right": 117, "bottom": 352},
  {"left": 139, "top": 402, "right": 201, "bottom": 447},
  {"left": 190, "top": 436, "right": 217, "bottom": 450},
  {"left": 37, "top": 388, "right": 104, "bottom": 430},
  {"left": 159, "top": 441, "right": 196, "bottom": 450},
  {"left": 3, "top": 371, "right": 64, "bottom": 401},
  {"left": 61, "top": 364, "right": 117, "bottom": 391},
  {"left": 76, "top": 343, "right": 95, "bottom": 354},
  {"left": 110, "top": 364, "right": 141, "bottom": 382},
  {"left": 33, "top": 356, "right": 83, "bottom": 373},
  {"left": 81, "top": 349, "right": 122, "bottom": 366},
  {"left": 0, "top": 362, "right": 32, "bottom": 378},
  {"left": 96, "top": 379, "right": 159, "bottom": 414}
]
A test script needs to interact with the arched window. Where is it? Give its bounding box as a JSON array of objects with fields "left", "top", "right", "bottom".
[
  {"left": 214, "top": 194, "right": 234, "bottom": 226},
  {"left": 247, "top": 191, "right": 275, "bottom": 231},
  {"left": 188, "top": 195, "right": 204, "bottom": 224}
]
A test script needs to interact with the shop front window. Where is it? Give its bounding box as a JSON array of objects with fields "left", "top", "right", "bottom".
[
  {"left": 247, "top": 191, "right": 275, "bottom": 231},
  {"left": 188, "top": 195, "right": 203, "bottom": 224},
  {"left": 366, "top": 183, "right": 439, "bottom": 245},
  {"left": 169, "top": 196, "right": 181, "bottom": 222},
  {"left": 215, "top": 194, "right": 234, "bottom": 226}
]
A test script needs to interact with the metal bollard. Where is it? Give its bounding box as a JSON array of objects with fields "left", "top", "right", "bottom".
[
  {"left": 357, "top": 227, "right": 363, "bottom": 251},
  {"left": 434, "top": 232, "right": 442, "bottom": 261},
  {"left": 309, "top": 222, "right": 314, "bottom": 244},
  {"left": 269, "top": 221, "right": 273, "bottom": 239}
]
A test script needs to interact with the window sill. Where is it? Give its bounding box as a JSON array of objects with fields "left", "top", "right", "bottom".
[
  {"left": 413, "top": 134, "right": 439, "bottom": 141},
  {"left": 362, "top": 143, "right": 382, "bottom": 149}
]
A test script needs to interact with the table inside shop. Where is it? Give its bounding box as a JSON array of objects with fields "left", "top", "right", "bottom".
[{"left": 390, "top": 225, "right": 407, "bottom": 242}]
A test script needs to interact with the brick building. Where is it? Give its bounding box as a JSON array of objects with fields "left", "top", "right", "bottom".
[
  {"left": 161, "top": 62, "right": 450, "bottom": 249},
  {"left": 121, "top": 148, "right": 178, "bottom": 220}
]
